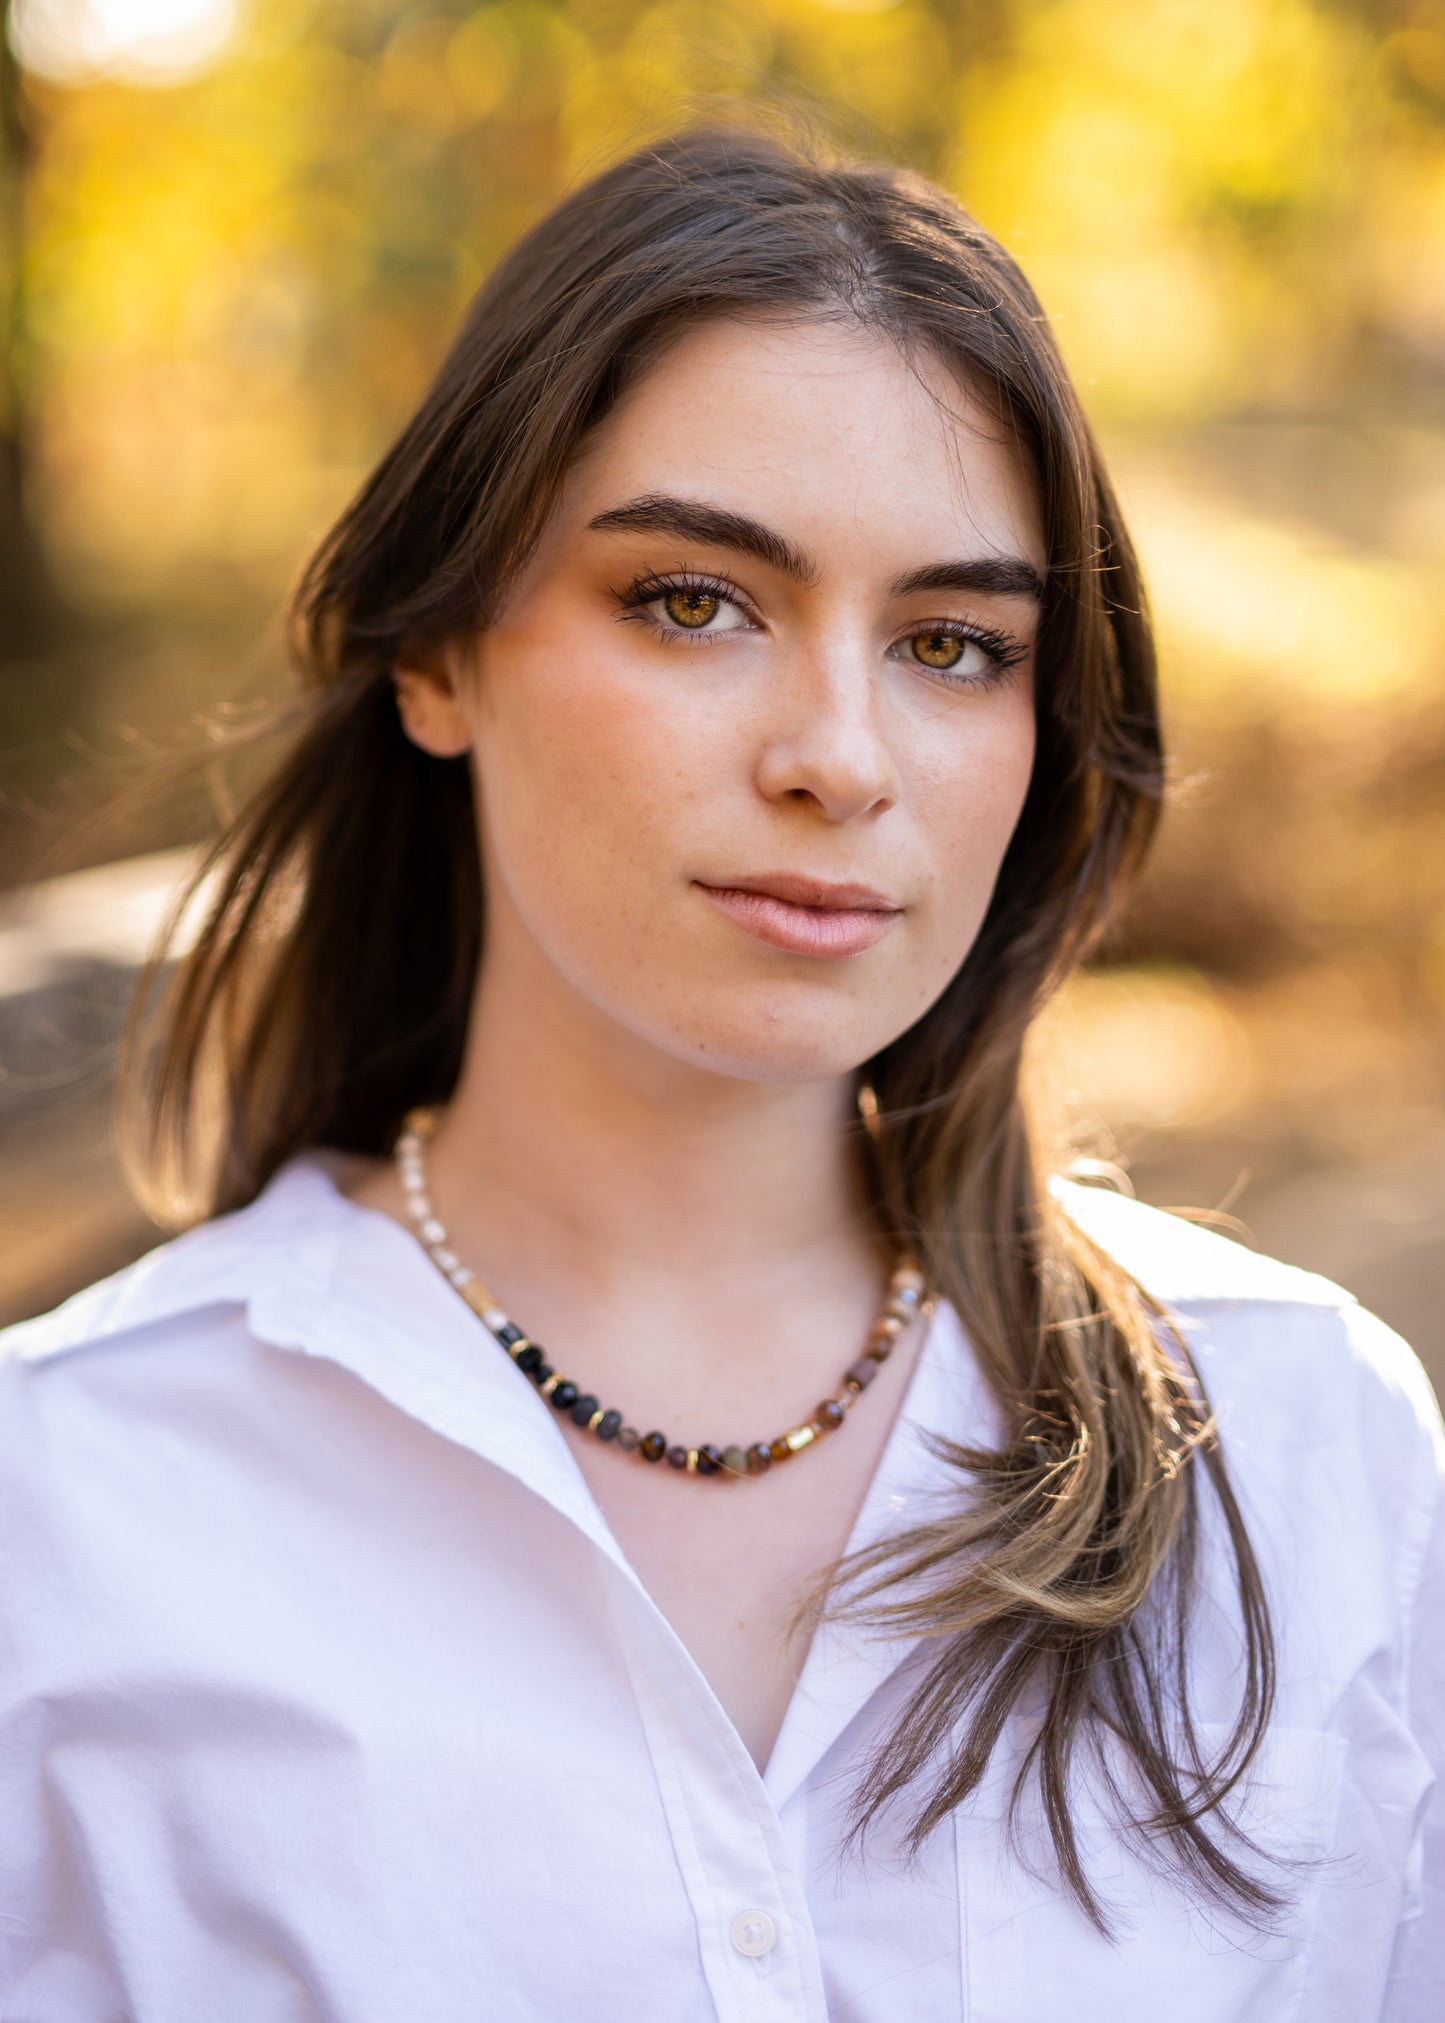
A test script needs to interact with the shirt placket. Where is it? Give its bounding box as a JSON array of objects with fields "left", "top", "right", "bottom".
[{"left": 606, "top": 1561, "right": 831, "bottom": 2023}]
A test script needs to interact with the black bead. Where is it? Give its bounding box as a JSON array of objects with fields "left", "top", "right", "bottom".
[
  {"left": 597, "top": 1410, "right": 623, "bottom": 1442},
  {"left": 696, "top": 1444, "right": 722, "bottom": 1477},
  {"left": 666, "top": 1445, "right": 689, "bottom": 1470},
  {"left": 515, "top": 1344, "right": 544, "bottom": 1377},
  {"left": 569, "top": 1393, "right": 600, "bottom": 1427},
  {"left": 497, "top": 1322, "right": 525, "bottom": 1347},
  {"left": 640, "top": 1431, "right": 667, "bottom": 1463},
  {"left": 550, "top": 1381, "right": 579, "bottom": 1412},
  {"left": 531, "top": 1361, "right": 553, "bottom": 1386}
]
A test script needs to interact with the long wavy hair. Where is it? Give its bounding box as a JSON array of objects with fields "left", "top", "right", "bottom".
[{"left": 122, "top": 126, "right": 1275, "bottom": 1931}]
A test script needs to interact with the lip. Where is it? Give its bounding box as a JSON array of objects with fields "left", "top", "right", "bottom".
[{"left": 696, "top": 873, "right": 902, "bottom": 959}]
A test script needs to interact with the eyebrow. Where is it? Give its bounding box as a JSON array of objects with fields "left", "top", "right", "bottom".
[
  {"left": 586, "top": 492, "right": 1044, "bottom": 604},
  {"left": 888, "top": 557, "right": 1044, "bottom": 603},
  {"left": 586, "top": 494, "right": 818, "bottom": 585}
]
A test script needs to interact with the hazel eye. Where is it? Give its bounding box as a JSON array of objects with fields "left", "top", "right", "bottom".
[
  {"left": 664, "top": 587, "right": 722, "bottom": 629},
  {"left": 910, "top": 629, "right": 965, "bottom": 670},
  {"left": 903, "top": 629, "right": 1005, "bottom": 681}
]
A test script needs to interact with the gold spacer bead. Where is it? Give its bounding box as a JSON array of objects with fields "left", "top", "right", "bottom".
[
  {"left": 784, "top": 1423, "right": 817, "bottom": 1453},
  {"left": 507, "top": 1337, "right": 533, "bottom": 1360},
  {"left": 586, "top": 1409, "right": 605, "bottom": 1433},
  {"left": 686, "top": 1447, "right": 700, "bottom": 1473},
  {"left": 540, "top": 1373, "right": 562, "bottom": 1399}
]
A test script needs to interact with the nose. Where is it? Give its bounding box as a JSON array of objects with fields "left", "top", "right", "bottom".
[{"left": 752, "top": 637, "right": 900, "bottom": 823}]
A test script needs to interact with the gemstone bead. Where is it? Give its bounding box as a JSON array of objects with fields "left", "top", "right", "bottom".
[
  {"left": 666, "top": 1445, "right": 689, "bottom": 1470},
  {"left": 845, "top": 1357, "right": 877, "bottom": 1390},
  {"left": 618, "top": 1426, "right": 640, "bottom": 1452},
  {"left": 746, "top": 1442, "right": 773, "bottom": 1476},
  {"left": 497, "top": 1321, "right": 525, "bottom": 1347},
  {"left": 721, "top": 1445, "right": 749, "bottom": 1477},
  {"left": 640, "top": 1431, "right": 667, "bottom": 1463},
  {"left": 569, "top": 1393, "right": 600, "bottom": 1427},
  {"left": 696, "top": 1444, "right": 723, "bottom": 1477},
  {"left": 768, "top": 1436, "right": 792, "bottom": 1463},
  {"left": 817, "top": 1399, "right": 846, "bottom": 1430},
  {"left": 597, "top": 1410, "right": 623, "bottom": 1442},
  {"left": 532, "top": 1361, "right": 553, "bottom": 1385},
  {"left": 515, "top": 1344, "right": 544, "bottom": 1376},
  {"left": 550, "top": 1381, "right": 579, "bottom": 1412}
]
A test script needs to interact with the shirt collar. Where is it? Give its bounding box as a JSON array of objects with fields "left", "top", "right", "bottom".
[
  {"left": 17, "top": 1153, "right": 1001, "bottom": 1805},
  {"left": 16, "top": 1154, "right": 631, "bottom": 1574}
]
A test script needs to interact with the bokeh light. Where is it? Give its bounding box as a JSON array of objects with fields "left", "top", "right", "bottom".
[{"left": 8, "top": 0, "right": 238, "bottom": 84}]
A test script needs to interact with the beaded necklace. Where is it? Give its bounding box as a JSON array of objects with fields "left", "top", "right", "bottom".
[{"left": 396, "top": 1106, "right": 930, "bottom": 1480}]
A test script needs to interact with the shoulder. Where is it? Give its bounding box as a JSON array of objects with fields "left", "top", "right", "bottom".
[
  {"left": 0, "top": 1157, "right": 347, "bottom": 1373},
  {"left": 0, "top": 1159, "right": 354, "bottom": 1524},
  {"left": 1056, "top": 1175, "right": 1438, "bottom": 1427},
  {"left": 1057, "top": 1177, "right": 1444, "bottom": 1613}
]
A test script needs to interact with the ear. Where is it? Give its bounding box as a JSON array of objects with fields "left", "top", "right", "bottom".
[{"left": 392, "top": 654, "right": 473, "bottom": 759}]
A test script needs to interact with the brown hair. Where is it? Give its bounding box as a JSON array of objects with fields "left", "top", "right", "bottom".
[{"left": 123, "top": 126, "right": 1274, "bottom": 1930}]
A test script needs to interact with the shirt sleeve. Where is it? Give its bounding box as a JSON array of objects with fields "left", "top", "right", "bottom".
[{"left": 1379, "top": 1325, "right": 1445, "bottom": 2023}]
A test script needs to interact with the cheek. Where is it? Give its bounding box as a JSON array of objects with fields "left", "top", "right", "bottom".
[
  {"left": 914, "top": 689, "right": 1037, "bottom": 933},
  {"left": 471, "top": 629, "right": 711, "bottom": 917}
]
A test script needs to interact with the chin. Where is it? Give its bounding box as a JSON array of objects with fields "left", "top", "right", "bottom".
[{"left": 643, "top": 992, "right": 915, "bottom": 1088}]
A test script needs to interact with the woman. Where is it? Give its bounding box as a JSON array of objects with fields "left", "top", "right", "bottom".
[{"left": 1, "top": 129, "right": 1439, "bottom": 2020}]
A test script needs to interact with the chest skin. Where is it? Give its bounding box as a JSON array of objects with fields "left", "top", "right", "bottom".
[{"left": 565, "top": 1317, "right": 929, "bottom": 1769}]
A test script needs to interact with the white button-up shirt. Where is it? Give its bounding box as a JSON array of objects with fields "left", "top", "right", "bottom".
[{"left": 1, "top": 1159, "right": 1441, "bottom": 2020}]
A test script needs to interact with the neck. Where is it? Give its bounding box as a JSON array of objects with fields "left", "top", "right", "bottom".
[{"left": 431, "top": 962, "right": 877, "bottom": 1304}]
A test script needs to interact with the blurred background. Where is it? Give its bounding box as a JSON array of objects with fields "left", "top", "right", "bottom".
[{"left": 0, "top": 0, "right": 1441, "bottom": 1396}]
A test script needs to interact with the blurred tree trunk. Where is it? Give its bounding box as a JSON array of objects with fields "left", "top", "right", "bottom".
[{"left": 0, "top": 0, "right": 65, "bottom": 658}]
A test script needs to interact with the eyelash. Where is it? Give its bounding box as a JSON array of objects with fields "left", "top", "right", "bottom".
[{"left": 611, "top": 570, "right": 1030, "bottom": 686}]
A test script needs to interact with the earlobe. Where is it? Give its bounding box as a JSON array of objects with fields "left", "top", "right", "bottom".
[{"left": 392, "top": 660, "right": 473, "bottom": 759}]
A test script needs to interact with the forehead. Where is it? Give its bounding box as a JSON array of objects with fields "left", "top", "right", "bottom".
[{"left": 561, "top": 315, "right": 1045, "bottom": 573}]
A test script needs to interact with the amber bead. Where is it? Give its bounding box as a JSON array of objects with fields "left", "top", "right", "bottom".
[
  {"left": 722, "top": 1445, "right": 749, "bottom": 1477},
  {"left": 696, "top": 1444, "right": 723, "bottom": 1477},
  {"left": 639, "top": 1431, "right": 667, "bottom": 1463},
  {"left": 768, "top": 1436, "right": 793, "bottom": 1463},
  {"left": 817, "top": 1399, "right": 846, "bottom": 1431},
  {"left": 618, "top": 1426, "right": 640, "bottom": 1453},
  {"left": 845, "top": 1357, "right": 877, "bottom": 1390},
  {"left": 666, "top": 1444, "right": 689, "bottom": 1470},
  {"left": 746, "top": 1442, "right": 773, "bottom": 1475},
  {"left": 550, "top": 1381, "right": 580, "bottom": 1412}
]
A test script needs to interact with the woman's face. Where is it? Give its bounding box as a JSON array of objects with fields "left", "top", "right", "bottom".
[{"left": 398, "top": 317, "right": 1043, "bottom": 1085}]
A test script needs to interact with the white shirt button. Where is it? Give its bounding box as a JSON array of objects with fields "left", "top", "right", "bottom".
[{"left": 730, "top": 1908, "right": 777, "bottom": 1958}]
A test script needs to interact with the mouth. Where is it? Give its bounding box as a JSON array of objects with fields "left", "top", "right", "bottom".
[{"left": 695, "top": 874, "right": 902, "bottom": 959}]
